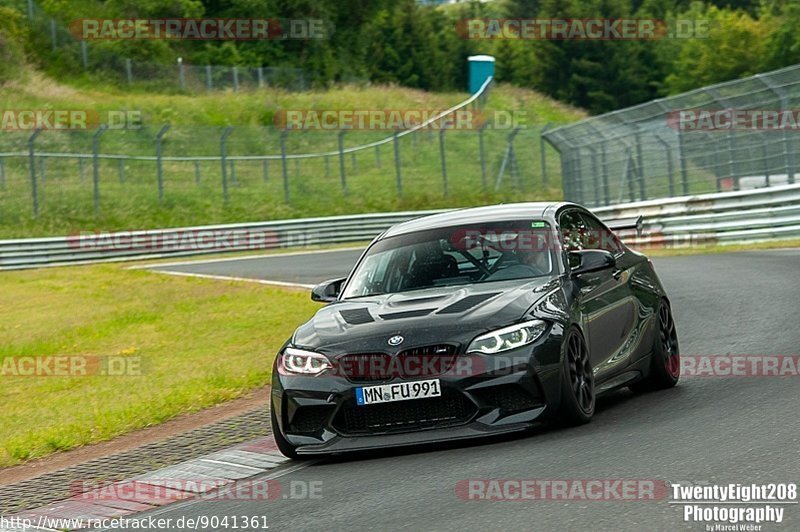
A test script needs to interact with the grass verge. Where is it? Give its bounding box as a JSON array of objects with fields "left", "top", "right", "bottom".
[{"left": 0, "top": 263, "right": 319, "bottom": 467}]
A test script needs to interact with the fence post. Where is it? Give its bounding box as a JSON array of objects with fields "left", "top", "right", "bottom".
[
  {"left": 80, "top": 40, "right": 88, "bottom": 69},
  {"left": 28, "top": 128, "right": 42, "bottom": 217},
  {"left": 677, "top": 130, "right": 689, "bottom": 195},
  {"left": 280, "top": 131, "right": 290, "bottom": 203},
  {"left": 375, "top": 145, "right": 381, "bottom": 168},
  {"left": 338, "top": 131, "right": 347, "bottom": 195},
  {"left": 257, "top": 67, "right": 264, "bottom": 89},
  {"left": 232, "top": 66, "right": 239, "bottom": 92},
  {"left": 0, "top": 157, "right": 5, "bottom": 190},
  {"left": 600, "top": 143, "right": 610, "bottom": 206},
  {"left": 230, "top": 159, "right": 238, "bottom": 186},
  {"left": 27, "top": 0, "right": 33, "bottom": 18},
  {"left": 220, "top": 126, "right": 233, "bottom": 204},
  {"left": 634, "top": 132, "right": 646, "bottom": 200},
  {"left": 206, "top": 65, "right": 212, "bottom": 90},
  {"left": 178, "top": 57, "right": 185, "bottom": 90},
  {"left": 588, "top": 146, "right": 600, "bottom": 207},
  {"left": 50, "top": 19, "right": 57, "bottom": 50},
  {"left": 324, "top": 155, "right": 330, "bottom": 178},
  {"left": 540, "top": 123, "right": 551, "bottom": 187},
  {"left": 125, "top": 59, "right": 133, "bottom": 85},
  {"left": 194, "top": 160, "right": 201, "bottom": 184},
  {"left": 350, "top": 151, "right": 357, "bottom": 173},
  {"left": 393, "top": 132, "right": 403, "bottom": 197},
  {"left": 262, "top": 159, "right": 269, "bottom": 182},
  {"left": 92, "top": 125, "right": 107, "bottom": 214},
  {"left": 478, "top": 123, "right": 488, "bottom": 190},
  {"left": 439, "top": 129, "right": 448, "bottom": 196},
  {"left": 79, "top": 158, "right": 85, "bottom": 185},
  {"left": 495, "top": 127, "right": 521, "bottom": 191},
  {"left": 39, "top": 157, "right": 46, "bottom": 184},
  {"left": 155, "top": 124, "right": 170, "bottom": 202},
  {"left": 118, "top": 158, "right": 125, "bottom": 183}
]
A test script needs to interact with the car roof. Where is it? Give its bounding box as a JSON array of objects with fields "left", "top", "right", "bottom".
[{"left": 381, "top": 202, "right": 576, "bottom": 238}]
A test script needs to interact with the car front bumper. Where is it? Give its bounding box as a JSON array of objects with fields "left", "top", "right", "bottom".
[{"left": 271, "top": 329, "right": 565, "bottom": 455}]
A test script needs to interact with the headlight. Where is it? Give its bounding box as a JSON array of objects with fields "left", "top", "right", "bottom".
[
  {"left": 280, "top": 347, "right": 332, "bottom": 375},
  {"left": 467, "top": 320, "right": 547, "bottom": 354}
]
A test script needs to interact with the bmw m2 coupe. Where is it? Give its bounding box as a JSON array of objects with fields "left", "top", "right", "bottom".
[{"left": 270, "top": 202, "right": 680, "bottom": 458}]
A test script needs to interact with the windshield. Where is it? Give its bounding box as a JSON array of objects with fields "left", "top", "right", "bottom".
[{"left": 342, "top": 220, "right": 556, "bottom": 299}]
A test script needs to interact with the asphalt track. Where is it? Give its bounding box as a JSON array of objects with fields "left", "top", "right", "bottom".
[{"left": 135, "top": 249, "right": 800, "bottom": 531}]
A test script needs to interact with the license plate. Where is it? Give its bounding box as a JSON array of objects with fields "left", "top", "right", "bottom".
[{"left": 355, "top": 379, "right": 441, "bottom": 406}]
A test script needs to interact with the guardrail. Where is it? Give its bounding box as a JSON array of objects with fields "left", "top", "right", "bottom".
[{"left": 2, "top": 184, "right": 799, "bottom": 270}]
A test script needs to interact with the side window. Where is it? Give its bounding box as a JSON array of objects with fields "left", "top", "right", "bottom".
[
  {"left": 558, "top": 211, "right": 588, "bottom": 251},
  {"left": 579, "top": 212, "right": 623, "bottom": 254}
]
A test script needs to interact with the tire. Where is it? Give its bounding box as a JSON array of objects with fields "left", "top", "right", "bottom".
[
  {"left": 554, "top": 327, "right": 595, "bottom": 426},
  {"left": 629, "top": 300, "right": 680, "bottom": 393},
  {"left": 270, "top": 403, "right": 301, "bottom": 460}
]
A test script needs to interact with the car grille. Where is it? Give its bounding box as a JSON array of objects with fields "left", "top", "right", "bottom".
[
  {"left": 336, "top": 344, "right": 458, "bottom": 382},
  {"left": 333, "top": 389, "right": 477, "bottom": 435},
  {"left": 471, "top": 384, "right": 544, "bottom": 414},
  {"left": 288, "top": 405, "right": 336, "bottom": 433}
]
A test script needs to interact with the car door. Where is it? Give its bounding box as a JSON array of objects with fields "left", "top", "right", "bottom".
[{"left": 560, "top": 209, "right": 636, "bottom": 379}]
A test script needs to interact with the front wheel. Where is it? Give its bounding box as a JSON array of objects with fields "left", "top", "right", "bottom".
[
  {"left": 630, "top": 300, "right": 680, "bottom": 393},
  {"left": 554, "top": 327, "right": 595, "bottom": 426}
]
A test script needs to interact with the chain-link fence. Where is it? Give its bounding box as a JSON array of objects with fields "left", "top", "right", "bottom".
[
  {"left": 20, "top": 0, "right": 312, "bottom": 91},
  {"left": 544, "top": 64, "right": 800, "bottom": 207}
]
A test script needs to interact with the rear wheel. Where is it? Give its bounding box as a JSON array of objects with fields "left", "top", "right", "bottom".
[
  {"left": 630, "top": 300, "right": 680, "bottom": 393},
  {"left": 270, "top": 403, "right": 301, "bottom": 460},
  {"left": 555, "top": 327, "right": 595, "bottom": 426}
]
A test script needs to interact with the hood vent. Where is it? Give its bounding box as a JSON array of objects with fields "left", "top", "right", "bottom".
[
  {"left": 339, "top": 308, "right": 374, "bottom": 325},
  {"left": 437, "top": 292, "right": 500, "bottom": 314},
  {"left": 379, "top": 309, "right": 435, "bottom": 320}
]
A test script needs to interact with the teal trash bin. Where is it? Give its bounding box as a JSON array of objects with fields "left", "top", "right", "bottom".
[{"left": 468, "top": 55, "right": 495, "bottom": 94}]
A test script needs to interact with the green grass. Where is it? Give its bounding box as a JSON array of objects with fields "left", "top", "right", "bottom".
[
  {"left": 0, "top": 263, "right": 319, "bottom": 467},
  {"left": 0, "top": 73, "right": 585, "bottom": 238}
]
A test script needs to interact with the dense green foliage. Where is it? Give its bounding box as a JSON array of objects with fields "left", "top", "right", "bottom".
[{"left": 3, "top": 0, "right": 800, "bottom": 113}]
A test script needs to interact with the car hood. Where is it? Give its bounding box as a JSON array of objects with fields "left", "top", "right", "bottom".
[{"left": 292, "top": 277, "right": 561, "bottom": 355}]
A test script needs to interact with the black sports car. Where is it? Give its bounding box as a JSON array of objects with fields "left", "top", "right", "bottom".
[{"left": 270, "top": 202, "right": 680, "bottom": 458}]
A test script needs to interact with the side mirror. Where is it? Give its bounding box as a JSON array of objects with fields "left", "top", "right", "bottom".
[
  {"left": 568, "top": 250, "right": 616, "bottom": 276},
  {"left": 311, "top": 278, "right": 346, "bottom": 302}
]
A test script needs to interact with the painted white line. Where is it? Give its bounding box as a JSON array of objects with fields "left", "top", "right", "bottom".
[
  {"left": 128, "top": 246, "right": 364, "bottom": 270},
  {"left": 96, "top": 460, "right": 318, "bottom": 529},
  {"left": 144, "top": 269, "right": 314, "bottom": 289}
]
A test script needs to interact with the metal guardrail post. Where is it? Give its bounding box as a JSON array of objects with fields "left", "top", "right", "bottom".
[
  {"left": 220, "top": 126, "right": 234, "bottom": 204},
  {"left": 439, "top": 129, "right": 448, "bottom": 196},
  {"left": 280, "top": 130, "right": 290, "bottom": 203},
  {"left": 393, "top": 132, "right": 403, "bottom": 197},
  {"left": 337, "top": 131, "right": 347, "bottom": 195},
  {"left": 92, "top": 125, "right": 107, "bottom": 214},
  {"left": 155, "top": 124, "right": 170, "bottom": 202},
  {"left": 28, "top": 128, "right": 42, "bottom": 217}
]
